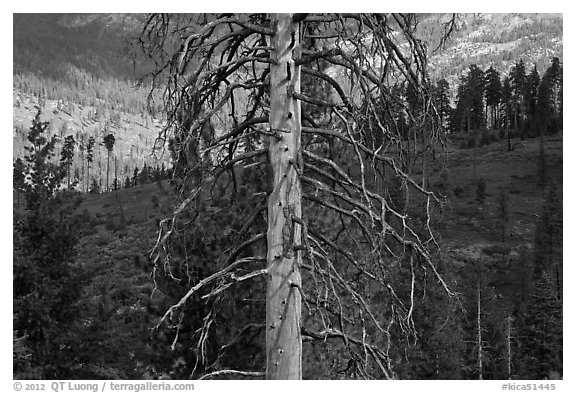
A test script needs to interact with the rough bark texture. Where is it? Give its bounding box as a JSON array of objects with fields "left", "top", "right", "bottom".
[
  {"left": 265, "top": 13, "right": 303, "bottom": 380},
  {"left": 477, "top": 282, "right": 483, "bottom": 380}
]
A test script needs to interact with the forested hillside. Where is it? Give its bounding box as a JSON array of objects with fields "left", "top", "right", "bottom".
[
  {"left": 13, "top": 13, "right": 167, "bottom": 192},
  {"left": 13, "top": 13, "right": 563, "bottom": 381},
  {"left": 421, "top": 14, "right": 563, "bottom": 85}
]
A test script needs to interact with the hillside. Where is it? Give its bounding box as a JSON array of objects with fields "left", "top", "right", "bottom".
[
  {"left": 420, "top": 13, "right": 563, "bottom": 84},
  {"left": 13, "top": 89, "right": 169, "bottom": 191},
  {"left": 17, "top": 129, "right": 559, "bottom": 379},
  {"left": 12, "top": 13, "right": 563, "bottom": 177}
]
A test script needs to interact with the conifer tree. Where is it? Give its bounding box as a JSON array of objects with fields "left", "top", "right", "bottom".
[
  {"left": 86, "top": 136, "right": 95, "bottom": 193},
  {"left": 518, "top": 272, "right": 562, "bottom": 379},
  {"left": 14, "top": 110, "right": 83, "bottom": 378},
  {"left": 510, "top": 60, "right": 527, "bottom": 131},
  {"left": 533, "top": 181, "right": 562, "bottom": 281},
  {"left": 501, "top": 77, "right": 513, "bottom": 150},
  {"left": 89, "top": 177, "right": 100, "bottom": 194},
  {"left": 141, "top": 12, "right": 454, "bottom": 380},
  {"left": 453, "top": 65, "right": 485, "bottom": 132},
  {"left": 525, "top": 65, "right": 540, "bottom": 136},
  {"left": 103, "top": 133, "right": 116, "bottom": 192},
  {"left": 537, "top": 57, "right": 562, "bottom": 135},
  {"left": 435, "top": 78, "right": 451, "bottom": 128},
  {"left": 484, "top": 66, "right": 501, "bottom": 130},
  {"left": 13, "top": 158, "right": 26, "bottom": 207},
  {"left": 132, "top": 167, "right": 139, "bottom": 187},
  {"left": 60, "top": 135, "right": 76, "bottom": 189}
]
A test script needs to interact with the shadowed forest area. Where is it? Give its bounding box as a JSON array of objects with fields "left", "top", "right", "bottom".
[{"left": 13, "top": 13, "right": 562, "bottom": 380}]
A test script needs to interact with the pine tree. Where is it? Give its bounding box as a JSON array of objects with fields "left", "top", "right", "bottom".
[
  {"left": 537, "top": 57, "right": 562, "bottom": 135},
  {"left": 533, "top": 181, "right": 562, "bottom": 281},
  {"left": 86, "top": 136, "right": 95, "bottom": 193},
  {"left": 138, "top": 163, "right": 150, "bottom": 184},
  {"left": 132, "top": 167, "right": 139, "bottom": 187},
  {"left": 525, "top": 65, "right": 540, "bottom": 136},
  {"left": 484, "top": 66, "right": 501, "bottom": 130},
  {"left": 141, "top": 12, "right": 455, "bottom": 380},
  {"left": 13, "top": 158, "right": 26, "bottom": 208},
  {"left": 60, "top": 135, "right": 76, "bottom": 189},
  {"left": 453, "top": 65, "right": 486, "bottom": 132},
  {"left": 103, "top": 133, "right": 116, "bottom": 192},
  {"left": 89, "top": 177, "right": 100, "bottom": 194},
  {"left": 435, "top": 78, "right": 451, "bottom": 128},
  {"left": 112, "top": 177, "right": 120, "bottom": 191},
  {"left": 510, "top": 60, "right": 527, "bottom": 132},
  {"left": 518, "top": 272, "right": 562, "bottom": 379},
  {"left": 14, "top": 110, "right": 83, "bottom": 378},
  {"left": 501, "top": 77, "right": 513, "bottom": 150}
]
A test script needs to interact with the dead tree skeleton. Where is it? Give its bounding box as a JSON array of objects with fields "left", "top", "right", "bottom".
[{"left": 140, "top": 13, "right": 456, "bottom": 380}]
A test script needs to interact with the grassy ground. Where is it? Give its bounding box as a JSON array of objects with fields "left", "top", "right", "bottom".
[{"left": 441, "top": 130, "right": 563, "bottom": 278}]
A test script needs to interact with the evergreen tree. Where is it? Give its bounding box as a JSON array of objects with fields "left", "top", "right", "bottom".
[
  {"left": 501, "top": 77, "right": 513, "bottom": 150},
  {"left": 103, "top": 133, "right": 116, "bottom": 192},
  {"left": 22, "top": 110, "right": 65, "bottom": 212},
  {"left": 86, "top": 136, "right": 95, "bottom": 193},
  {"left": 78, "top": 141, "right": 86, "bottom": 193},
  {"left": 525, "top": 65, "right": 540, "bottom": 136},
  {"left": 467, "top": 65, "right": 486, "bottom": 131},
  {"left": 510, "top": 60, "right": 527, "bottom": 131},
  {"left": 484, "top": 66, "right": 501, "bottom": 130},
  {"left": 453, "top": 65, "right": 485, "bottom": 132},
  {"left": 60, "top": 135, "right": 76, "bottom": 189},
  {"left": 536, "top": 57, "right": 562, "bottom": 135},
  {"left": 89, "top": 177, "right": 100, "bottom": 194},
  {"left": 518, "top": 272, "right": 562, "bottom": 379},
  {"left": 138, "top": 163, "right": 150, "bottom": 184},
  {"left": 14, "top": 111, "right": 84, "bottom": 378},
  {"left": 112, "top": 177, "right": 121, "bottom": 191},
  {"left": 434, "top": 78, "right": 451, "bottom": 128},
  {"left": 533, "top": 182, "right": 562, "bottom": 280},
  {"left": 132, "top": 167, "right": 139, "bottom": 187},
  {"left": 13, "top": 158, "right": 26, "bottom": 207}
]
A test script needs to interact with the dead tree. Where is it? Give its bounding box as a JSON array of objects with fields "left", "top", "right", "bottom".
[{"left": 140, "top": 13, "right": 455, "bottom": 380}]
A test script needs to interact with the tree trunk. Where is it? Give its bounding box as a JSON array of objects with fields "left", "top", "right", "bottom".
[
  {"left": 265, "top": 13, "right": 303, "bottom": 380},
  {"left": 473, "top": 141, "right": 477, "bottom": 184},
  {"left": 477, "top": 281, "right": 483, "bottom": 380},
  {"left": 506, "top": 315, "right": 513, "bottom": 379},
  {"left": 106, "top": 152, "right": 110, "bottom": 192}
]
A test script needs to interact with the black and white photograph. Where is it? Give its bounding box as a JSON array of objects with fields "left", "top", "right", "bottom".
[{"left": 11, "top": 9, "right": 564, "bottom": 383}]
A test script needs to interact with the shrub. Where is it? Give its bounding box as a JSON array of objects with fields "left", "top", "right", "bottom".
[
  {"left": 453, "top": 186, "right": 465, "bottom": 198},
  {"left": 482, "top": 244, "right": 512, "bottom": 256},
  {"left": 475, "top": 178, "right": 487, "bottom": 205}
]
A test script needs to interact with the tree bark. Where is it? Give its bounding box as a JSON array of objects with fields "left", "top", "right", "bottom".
[
  {"left": 506, "top": 315, "right": 512, "bottom": 379},
  {"left": 477, "top": 281, "right": 483, "bottom": 380},
  {"left": 107, "top": 152, "right": 110, "bottom": 192},
  {"left": 265, "top": 13, "right": 303, "bottom": 380}
]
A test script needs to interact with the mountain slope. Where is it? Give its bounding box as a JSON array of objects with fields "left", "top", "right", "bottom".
[{"left": 420, "top": 13, "right": 563, "bottom": 82}]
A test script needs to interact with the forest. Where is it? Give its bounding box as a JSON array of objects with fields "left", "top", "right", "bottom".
[{"left": 13, "top": 13, "right": 562, "bottom": 381}]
